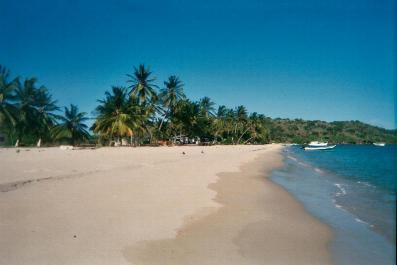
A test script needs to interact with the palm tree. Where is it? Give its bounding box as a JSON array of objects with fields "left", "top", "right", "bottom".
[
  {"left": 199, "top": 97, "right": 215, "bottom": 117},
  {"left": 235, "top": 105, "right": 248, "bottom": 120},
  {"left": 172, "top": 99, "right": 201, "bottom": 137},
  {"left": 213, "top": 105, "right": 228, "bottom": 141},
  {"left": 232, "top": 105, "right": 248, "bottom": 144},
  {"left": 13, "top": 78, "right": 59, "bottom": 146},
  {"left": 14, "top": 78, "right": 41, "bottom": 146},
  {"left": 237, "top": 112, "right": 263, "bottom": 144},
  {"left": 216, "top": 105, "right": 227, "bottom": 118},
  {"left": 33, "top": 87, "right": 59, "bottom": 146},
  {"left": 93, "top": 87, "right": 143, "bottom": 145},
  {"left": 127, "top": 64, "right": 158, "bottom": 105},
  {"left": 0, "top": 66, "right": 18, "bottom": 136},
  {"left": 52, "top": 104, "right": 90, "bottom": 145},
  {"left": 158, "top": 75, "right": 185, "bottom": 132}
]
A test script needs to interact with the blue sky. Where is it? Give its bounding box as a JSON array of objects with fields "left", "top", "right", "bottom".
[{"left": 1, "top": 0, "right": 396, "bottom": 128}]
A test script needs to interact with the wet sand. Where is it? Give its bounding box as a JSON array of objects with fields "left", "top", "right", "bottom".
[{"left": 123, "top": 147, "right": 333, "bottom": 265}]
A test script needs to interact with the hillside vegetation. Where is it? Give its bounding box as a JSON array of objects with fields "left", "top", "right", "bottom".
[{"left": 268, "top": 119, "right": 397, "bottom": 144}]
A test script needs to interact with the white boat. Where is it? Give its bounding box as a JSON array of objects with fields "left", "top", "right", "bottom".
[
  {"left": 304, "top": 145, "right": 336, "bottom": 150},
  {"left": 308, "top": 141, "right": 328, "bottom": 147},
  {"left": 373, "top": 142, "right": 386, "bottom": 147}
]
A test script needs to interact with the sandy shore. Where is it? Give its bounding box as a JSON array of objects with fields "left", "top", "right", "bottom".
[{"left": 0, "top": 145, "right": 332, "bottom": 264}]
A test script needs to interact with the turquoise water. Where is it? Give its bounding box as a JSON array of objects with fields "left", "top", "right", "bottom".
[{"left": 271, "top": 144, "right": 396, "bottom": 265}]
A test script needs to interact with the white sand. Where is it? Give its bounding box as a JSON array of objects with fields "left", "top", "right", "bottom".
[{"left": 0, "top": 145, "right": 332, "bottom": 264}]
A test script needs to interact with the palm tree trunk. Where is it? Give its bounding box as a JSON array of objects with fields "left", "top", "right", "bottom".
[
  {"left": 237, "top": 126, "right": 251, "bottom": 144},
  {"left": 37, "top": 138, "right": 41, "bottom": 147},
  {"left": 9, "top": 133, "right": 14, "bottom": 147},
  {"left": 233, "top": 122, "right": 238, "bottom": 144},
  {"left": 158, "top": 110, "right": 169, "bottom": 132},
  {"left": 15, "top": 139, "right": 19, "bottom": 147}
]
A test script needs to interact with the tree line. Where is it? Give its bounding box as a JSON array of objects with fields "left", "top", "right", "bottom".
[{"left": 1, "top": 64, "right": 396, "bottom": 146}]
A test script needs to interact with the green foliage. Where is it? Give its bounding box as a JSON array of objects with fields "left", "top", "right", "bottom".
[
  {"left": 1, "top": 64, "right": 396, "bottom": 146},
  {"left": 92, "top": 86, "right": 149, "bottom": 144},
  {"left": 52, "top": 104, "right": 90, "bottom": 145},
  {"left": 127, "top": 64, "right": 158, "bottom": 105},
  {"left": 0, "top": 66, "right": 89, "bottom": 146},
  {"left": 267, "top": 119, "right": 397, "bottom": 144},
  {"left": 0, "top": 65, "right": 18, "bottom": 129},
  {"left": 159, "top": 75, "right": 185, "bottom": 111}
]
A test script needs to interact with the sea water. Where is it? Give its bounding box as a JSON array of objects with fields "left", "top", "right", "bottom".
[{"left": 271, "top": 144, "right": 396, "bottom": 265}]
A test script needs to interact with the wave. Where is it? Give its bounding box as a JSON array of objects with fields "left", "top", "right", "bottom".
[
  {"left": 334, "top": 183, "right": 347, "bottom": 197},
  {"left": 357, "top": 181, "right": 376, "bottom": 188},
  {"left": 286, "top": 155, "right": 297, "bottom": 161},
  {"left": 314, "top": 167, "right": 324, "bottom": 173},
  {"left": 354, "top": 217, "right": 374, "bottom": 227},
  {"left": 331, "top": 198, "right": 347, "bottom": 212},
  {"left": 298, "top": 161, "right": 309, "bottom": 167},
  {"left": 286, "top": 153, "right": 325, "bottom": 174}
]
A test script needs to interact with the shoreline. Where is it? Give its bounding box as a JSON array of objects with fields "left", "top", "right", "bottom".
[
  {"left": 123, "top": 146, "right": 333, "bottom": 265},
  {"left": 0, "top": 145, "right": 333, "bottom": 264},
  {"left": 275, "top": 145, "right": 396, "bottom": 265}
]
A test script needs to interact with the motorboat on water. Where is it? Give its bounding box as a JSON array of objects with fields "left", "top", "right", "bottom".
[
  {"left": 373, "top": 142, "right": 386, "bottom": 147},
  {"left": 304, "top": 141, "right": 336, "bottom": 150},
  {"left": 307, "top": 141, "right": 328, "bottom": 147},
  {"left": 304, "top": 145, "right": 336, "bottom": 150}
]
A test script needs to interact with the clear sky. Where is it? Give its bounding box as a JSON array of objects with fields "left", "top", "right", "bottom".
[{"left": 1, "top": 0, "right": 396, "bottom": 129}]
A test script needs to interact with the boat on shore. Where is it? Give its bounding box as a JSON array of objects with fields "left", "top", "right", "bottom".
[
  {"left": 373, "top": 142, "right": 386, "bottom": 147},
  {"left": 304, "top": 145, "right": 336, "bottom": 151}
]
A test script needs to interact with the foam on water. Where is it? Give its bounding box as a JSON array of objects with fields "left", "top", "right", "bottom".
[
  {"left": 314, "top": 167, "right": 323, "bottom": 173},
  {"left": 334, "top": 183, "right": 347, "bottom": 196}
]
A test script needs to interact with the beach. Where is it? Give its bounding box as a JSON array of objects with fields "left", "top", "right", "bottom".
[{"left": 0, "top": 145, "right": 332, "bottom": 265}]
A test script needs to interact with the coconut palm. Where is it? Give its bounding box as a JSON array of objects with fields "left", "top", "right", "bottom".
[
  {"left": 0, "top": 66, "right": 18, "bottom": 131},
  {"left": 158, "top": 75, "right": 185, "bottom": 132},
  {"left": 94, "top": 87, "right": 131, "bottom": 140},
  {"left": 236, "top": 112, "right": 260, "bottom": 144},
  {"left": 127, "top": 64, "right": 158, "bottom": 105},
  {"left": 231, "top": 105, "right": 248, "bottom": 144},
  {"left": 213, "top": 105, "right": 228, "bottom": 141},
  {"left": 216, "top": 105, "right": 227, "bottom": 118},
  {"left": 33, "top": 87, "right": 59, "bottom": 146},
  {"left": 246, "top": 112, "right": 269, "bottom": 144},
  {"left": 172, "top": 99, "right": 201, "bottom": 137},
  {"left": 235, "top": 105, "right": 248, "bottom": 120},
  {"left": 93, "top": 87, "right": 155, "bottom": 142},
  {"left": 13, "top": 78, "right": 42, "bottom": 146},
  {"left": 52, "top": 104, "right": 90, "bottom": 145},
  {"left": 160, "top": 75, "right": 185, "bottom": 110},
  {"left": 199, "top": 96, "right": 215, "bottom": 117},
  {"left": 13, "top": 78, "right": 59, "bottom": 146}
]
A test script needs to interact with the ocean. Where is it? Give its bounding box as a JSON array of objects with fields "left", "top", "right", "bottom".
[{"left": 271, "top": 144, "right": 396, "bottom": 265}]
